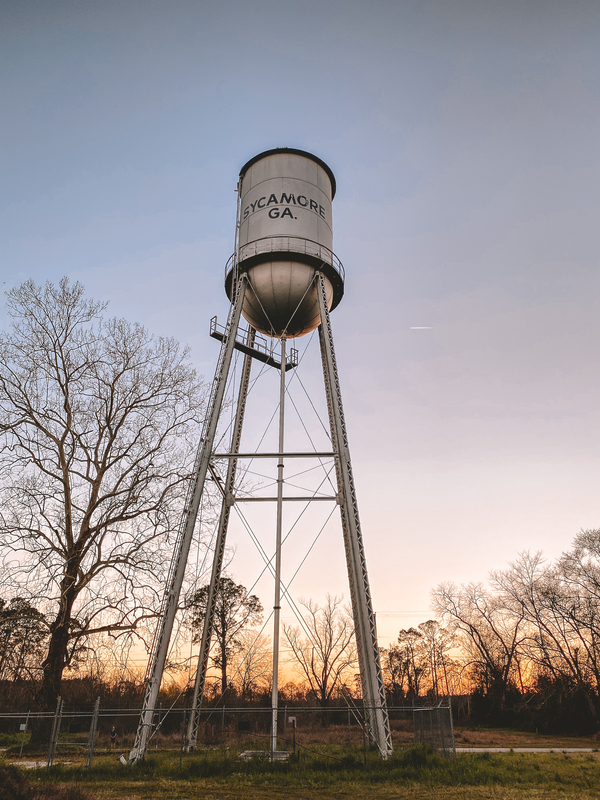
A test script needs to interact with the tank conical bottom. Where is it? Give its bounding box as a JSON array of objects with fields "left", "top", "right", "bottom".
[{"left": 242, "top": 261, "right": 334, "bottom": 338}]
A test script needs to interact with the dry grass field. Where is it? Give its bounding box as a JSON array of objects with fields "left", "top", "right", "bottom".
[
  {"left": 453, "top": 726, "right": 600, "bottom": 750},
  {"left": 86, "top": 785, "right": 600, "bottom": 800},
  {"left": 4, "top": 727, "right": 600, "bottom": 800}
]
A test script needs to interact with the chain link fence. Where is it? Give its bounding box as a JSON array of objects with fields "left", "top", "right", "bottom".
[
  {"left": 0, "top": 700, "right": 455, "bottom": 762},
  {"left": 413, "top": 704, "right": 456, "bottom": 760}
]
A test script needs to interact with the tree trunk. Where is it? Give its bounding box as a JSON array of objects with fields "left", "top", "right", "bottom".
[
  {"left": 30, "top": 569, "right": 77, "bottom": 745},
  {"left": 221, "top": 651, "right": 227, "bottom": 696},
  {"left": 318, "top": 691, "right": 330, "bottom": 726}
]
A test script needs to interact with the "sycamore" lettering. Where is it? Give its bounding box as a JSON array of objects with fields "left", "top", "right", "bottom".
[{"left": 243, "top": 193, "right": 327, "bottom": 221}]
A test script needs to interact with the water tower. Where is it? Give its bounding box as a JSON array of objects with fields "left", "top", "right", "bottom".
[{"left": 130, "top": 149, "right": 393, "bottom": 761}]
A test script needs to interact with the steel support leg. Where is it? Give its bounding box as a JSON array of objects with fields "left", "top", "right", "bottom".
[
  {"left": 316, "top": 272, "right": 393, "bottom": 758},
  {"left": 184, "top": 328, "right": 256, "bottom": 751},
  {"left": 271, "top": 335, "right": 286, "bottom": 757},
  {"left": 129, "top": 276, "right": 248, "bottom": 763}
]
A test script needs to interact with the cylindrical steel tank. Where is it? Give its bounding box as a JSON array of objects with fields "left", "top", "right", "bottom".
[{"left": 225, "top": 148, "right": 344, "bottom": 338}]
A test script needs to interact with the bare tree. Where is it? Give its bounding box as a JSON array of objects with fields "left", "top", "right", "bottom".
[
  {"left": 283, "top": 595, "right": 357, "bottom": 708},
  {"left": 432, "top": 581, "right": 525, "bottom": 706},
  {"left": 417, "top": 619, "right": 456, "bottom": 700},
  {"left": 0, "top": 278, "right": 207, "bottom": 721},
  {"left": 554, "top": 531, "right": 600, "bottom": 691},
  {"left": 382, "top": 621, "right": 456, "bottom": 703},
  {"left": 493, "top": 549, "right": 600, "bottom": 719},
  {"left": 229, "top": 629, "right": 272, "bottom": 698},
  {"left": 396, "top": 627, "right": 428, "bottom": 702},
  {"left": 492, "top": 553, "right": 570, "bottom": 682}
]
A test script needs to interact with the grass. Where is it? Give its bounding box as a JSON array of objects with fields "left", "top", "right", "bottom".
[
  {"left": 0, "top": 762, "right": 93, "bottom": 800},
  {"left": 5, "top": 744, "right": 600, "bottom": 800},
  {"left": 0, "top": 731, "right": 29, "bottom": 747}
]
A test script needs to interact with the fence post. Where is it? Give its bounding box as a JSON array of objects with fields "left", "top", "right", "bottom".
[
  {"left": 448, "top": 697, "right": 457, "bottom": 761},
  {"left": 46, "top": 697, "right": 63, "bottom": 770},
  {"left": 85, "top": 697, "right": 101, "bottom": 770},
  {"left": 362, "top": 712, "right": 367, "bottom": 765},
  {"left": 180, "top": 709, "right": 186, "bottom": 769},
  {"left": 19, "top": 710, "right": 30, "bottom": 758}
]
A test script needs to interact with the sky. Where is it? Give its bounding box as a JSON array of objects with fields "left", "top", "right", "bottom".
[{"left": 2, "top": 0, "right": 600, "bottom": 648}]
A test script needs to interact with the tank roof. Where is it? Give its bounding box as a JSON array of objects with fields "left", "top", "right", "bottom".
[{"left": 239, "top": 148, "right": 336, "bottom": 199}]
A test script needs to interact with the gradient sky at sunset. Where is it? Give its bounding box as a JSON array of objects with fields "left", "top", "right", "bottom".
[{"left": 3, "top": 0, "right": 600, "bottom": 646}]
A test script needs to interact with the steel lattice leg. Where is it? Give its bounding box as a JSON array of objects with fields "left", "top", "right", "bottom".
[
  {"left": 129, "top": 276, "right": 248, "bottom": 763},
  {"left": 184, "top": 329, "right": 256, "bottom": 751},
  {"left": 316, "top": 271, "right": 393, "bottom": 758}
]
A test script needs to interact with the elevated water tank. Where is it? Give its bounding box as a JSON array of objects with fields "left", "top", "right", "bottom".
[{"left": 225, "top": 148, "right": 344, "bottom": 338}]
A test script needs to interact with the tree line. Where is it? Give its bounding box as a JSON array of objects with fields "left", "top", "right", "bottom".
[
  {"left": 0, "top": 585, "right": 359, "bottom": 711},
  {"left": 432, "top": 531, "right": 600, "bottom": 732},
  {"left": 0, "top": 577, "right": 453, "bottom": 717},
  {"left": 5, "top": 532, "right": 600, "bottom": 736}
]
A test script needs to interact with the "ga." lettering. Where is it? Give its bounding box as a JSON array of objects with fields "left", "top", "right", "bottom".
[{"left": 268, "top": 207, "right": 295, "bottom": 219}]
